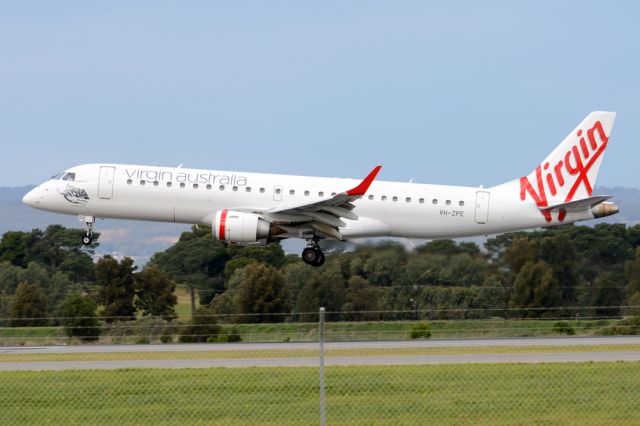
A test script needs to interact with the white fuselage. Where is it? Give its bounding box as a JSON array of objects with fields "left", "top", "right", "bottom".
[{"left": 22, "top": 163, "right": 596, "bottom": 240}]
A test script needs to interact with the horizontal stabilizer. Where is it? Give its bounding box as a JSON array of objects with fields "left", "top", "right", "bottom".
[{"left": 541, "top": 195, "right": 612, "bottom": 212}]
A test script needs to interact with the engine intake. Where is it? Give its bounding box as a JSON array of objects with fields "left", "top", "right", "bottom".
[{"left": 213, "top": 209, "right": 271, "bottom": 243}]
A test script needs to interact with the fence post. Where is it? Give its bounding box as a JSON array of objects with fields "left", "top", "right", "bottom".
[{"left": 319, "top": 307, "right": 326, "bottom": 426}]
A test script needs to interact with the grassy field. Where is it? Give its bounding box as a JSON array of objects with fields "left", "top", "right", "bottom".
[
  {"left": 174, "top": 284, "right": 192, "bottom": 319},
  {"left": 0, "top": 362, "right": 638, "bottom": 425},
  {"left": 0, "top": 318, "right": 617, "bottom": 346},
  {"left": 0, "top": 344, "right": 639, "bottom": 363}
]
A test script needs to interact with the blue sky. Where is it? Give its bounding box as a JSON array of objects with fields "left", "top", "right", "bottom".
[{"left": 1, "top": 1, "right": 638, "bottom": 188}]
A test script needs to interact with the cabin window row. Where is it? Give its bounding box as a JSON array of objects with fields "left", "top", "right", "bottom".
[{"left": 125, "top": 179, "right": 465, "bottom": 206}]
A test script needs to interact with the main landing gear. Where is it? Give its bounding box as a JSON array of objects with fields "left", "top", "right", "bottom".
[
  {"left": 302, "top": 240, "right": 325, "bottom": 267},
  {"left": 80, "top": 215, "right": 95, "bottom": 246}
]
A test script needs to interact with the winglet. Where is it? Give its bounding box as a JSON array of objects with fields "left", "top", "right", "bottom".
[{"left": 346, "top": 165, "right": 382, "bottom": 196}]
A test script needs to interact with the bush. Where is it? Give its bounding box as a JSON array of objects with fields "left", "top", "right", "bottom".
[
  {"left": 105, "top": 317, "right": 179, "bottom": 343},
  {"left": 598, "top": 316, "right": 640, "bottom": 336},
  {"left": 409, "top": 322, "right": 432, "bottom": 339},
  {"left": 226, "top": 326, "right": 242, "bottom": 342},
  {"left": 553, "top": 321, "right": 576, "bottom": 335},
  {"left": 179, "top": 308, "right": 222, "bottom": 343},
  {"left": 58, "top": 294, "right": 102, "bottom": 342},
  {"left": 160, "top": 329, "right": 174, "bottom": 343}
]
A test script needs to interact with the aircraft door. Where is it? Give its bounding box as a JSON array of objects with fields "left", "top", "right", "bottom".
[
  {"left": 474, "top": 191, "right": 490, "bottom": 224},
  {"left": 98, "top": 166, "right": 116, "bottom": 199},
  {"left": 273, "top": 185, "right": 283, "bottom": 201}
]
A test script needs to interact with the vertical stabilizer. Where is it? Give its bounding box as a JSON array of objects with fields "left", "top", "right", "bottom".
[{"left": 519, "top": 111, "right": 616, "bottom": 221}]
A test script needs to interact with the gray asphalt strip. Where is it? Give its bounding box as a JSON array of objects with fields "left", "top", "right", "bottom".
[
  {"left": 2, "top": 336, "right": 640, "bottom": 355},
  {"left": 1, "top": 351, "right": 639, "bottom": 371}
]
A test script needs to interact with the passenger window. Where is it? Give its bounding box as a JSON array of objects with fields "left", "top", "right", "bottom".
[
  {"left": 206, "top": 184, "right": 212, "bottom": 190},
  {"left": 419, "top": 198, "right": 424, "bottom": 204},
  {"left": 290, "top": 189, "right": 295, "bottom": 195},
  {"left": 167, "top": 182, "right": 172, "bottom": 187},
  {"left": 232, "top": 186, "right": 238, "bottom": 192},
  {"left": 446, "top": 200, "right": 451, "bottom": 205},
  {"left": 140, "top": 180, "right": 146, "bottom": 186},
  {"left": 381, "top": 195, "right": 387, "bottom": 201},
  {"left": 153, "top": 181, "right": 159, "bottom": 187},
  {"left": 459, "top": 201, "right": 465, "bottom": 207},
  {"left": 259, "top": 188, "right": 265, "bottom": 193},
  {"left": 331, "top": 192, "right": 337, "bottom": 196},
  {"left": 392, "top": 196, "right": 398, "bottom": 202},
  {"left": 127, "top": 179, "right": 132, "bottom": 185},
  {"left": 432, "top": 199, "right": 438, "bottom": 204},
  {"left": 275, "top": 188, "right": 282, "bottom": 194},
  {"left": 193, "top": 184, "right": 199, "bottom": 189},
  {"left": 180, "top": 183, "right": 185, "bottom": 188},
  {"left": 246, "top": 187, "right": 252, "bottom": 192},
  {"left": 368, "top": 195, "right": 374, "bottom": 200},
  {"left": 304, "top": 190, "right": 310, "bottom": 196},
  {"left": 219, "top": 185, "right": 225, "bottom": 191},
  {"left": 319, "top": 191, "right": 324, "bottom": 197},
  {"left": 406, "top": 197, "right": 411, "bottom": 203}
]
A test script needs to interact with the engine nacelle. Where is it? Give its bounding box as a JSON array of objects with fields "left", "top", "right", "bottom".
[{"left": 213, "top": 209, "right": 271, "bottom": 243}]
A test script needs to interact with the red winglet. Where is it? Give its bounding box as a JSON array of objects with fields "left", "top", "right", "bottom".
[{"left": 346, "top": 165, "right": 382, "bottom": 196}]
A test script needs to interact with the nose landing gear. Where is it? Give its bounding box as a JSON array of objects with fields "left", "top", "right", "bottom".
[
  {"left": 79, "top": 215, "right": 95, "bottom": 246},
  {"left": 302, "top": 240, "right": 325, "bottom": 267}
]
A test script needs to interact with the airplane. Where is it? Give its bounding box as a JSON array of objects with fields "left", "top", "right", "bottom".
[{"left": 23, "top": 111, "right": 619, "bottom": 267}]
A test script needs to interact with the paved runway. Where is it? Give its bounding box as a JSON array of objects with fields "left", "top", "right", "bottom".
[
  {"left": 1, "top": 350, "right": 639, "bottom": 371},
  {"left": 1, "top": 336, "right": 639, "bottom": 371},
  {"left": 2, "top": 335, "right": 639, "bottom": 354}
]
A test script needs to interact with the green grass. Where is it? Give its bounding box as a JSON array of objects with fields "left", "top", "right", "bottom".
[
  {"left": 0, "top": 318, "right": 618, "bottom": 346},
  {"left": 174, "top": 285, "right": 192, "bottom": 320},
  {"left": 1, "top": 344, "right": 639, "bottom": 363},
  {"left": 0, "top": 362, "right": 638, "bottom": 425}
]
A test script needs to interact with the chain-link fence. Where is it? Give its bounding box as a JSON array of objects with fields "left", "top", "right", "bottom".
[{"left": 1, "top": 308, "right": 640, "bottom": 425}]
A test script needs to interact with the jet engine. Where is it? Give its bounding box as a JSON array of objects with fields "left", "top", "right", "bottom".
[{"left": 213, "top": 209, "right": 272, "bottom": 243}]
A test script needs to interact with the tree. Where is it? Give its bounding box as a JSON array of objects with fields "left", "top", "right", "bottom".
[
  {"left": 58, "top": 293, "right": 101, "bottom": 341},
  {"left": 593, "top": 270, "right": 626, "bottom": 317},
  {"left": 295, "top": 262, "right": 346, "bottom": 320},
  {"left": 625, "top": 248, "right": 640, "bottom": 296},
  {"left": 179, "top": 307, "right": 222, "bottom": 342},
  {"left": 10, "top": 282, "right": 47, "bottom": 326},
  {"left": 503, "top": 237, "right": 536, "bottom": 273},
  {"left": 233, "top": 263, "right": 289, "bottom": 323},
  {"left": 342, "top": 276, "right": 381, "bottom": 320},
  {"left": 95, "top": 256, "right": 136, "bottom": 322},
  {"left": 150, "top": 226, "right": 229, "bottom": 316},
  {"left": 508, "top": 261, "right": 562, "bottom": 318},
  {"left": 134, "top": 266, "right": 178, "bottom": 320},
  {"left": 0, "top": 226, "right": 97, "bottom": 282}
]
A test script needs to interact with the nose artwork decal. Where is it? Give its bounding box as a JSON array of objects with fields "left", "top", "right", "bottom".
[{"left": 58, "top": 184, "right": 90, "bottom": 204}]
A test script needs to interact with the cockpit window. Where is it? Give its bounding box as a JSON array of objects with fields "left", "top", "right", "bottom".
[
  {"left": 62, "top": 172, "right": 76, "bottom": 181},
  {"left": 51, "top": 172, "right": 64, "bottom": 180}
]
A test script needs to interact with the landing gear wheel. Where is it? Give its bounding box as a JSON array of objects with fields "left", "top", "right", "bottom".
[
  {"left": 79, "top": 215, "right": 96, "bottom": 246},
  {"left": 82, "top": 233, "right": 93, "bottom": 246},
  {"left": 302, "top": 246, "right": 325, "bottom": 267},
  {"left": 302, "top": 247, "right": 320, "bottom": 266}
]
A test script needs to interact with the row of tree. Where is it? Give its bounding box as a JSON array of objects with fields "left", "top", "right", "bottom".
[{"left": 1, "top": 222, "right": 640, "bottom": 327}]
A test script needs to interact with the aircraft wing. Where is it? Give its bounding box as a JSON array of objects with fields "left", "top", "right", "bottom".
[{"left": 258, "top": 165, "right": 382, "bottom": 240}]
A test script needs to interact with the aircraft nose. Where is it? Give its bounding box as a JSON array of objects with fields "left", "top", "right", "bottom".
[{"left": 22, "top": 188, "right": 41, "bottom": 207}]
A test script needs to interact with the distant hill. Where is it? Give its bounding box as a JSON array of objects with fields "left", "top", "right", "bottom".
[{"left": 0, "top": 185, "right": 637, "bottom": 264}]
